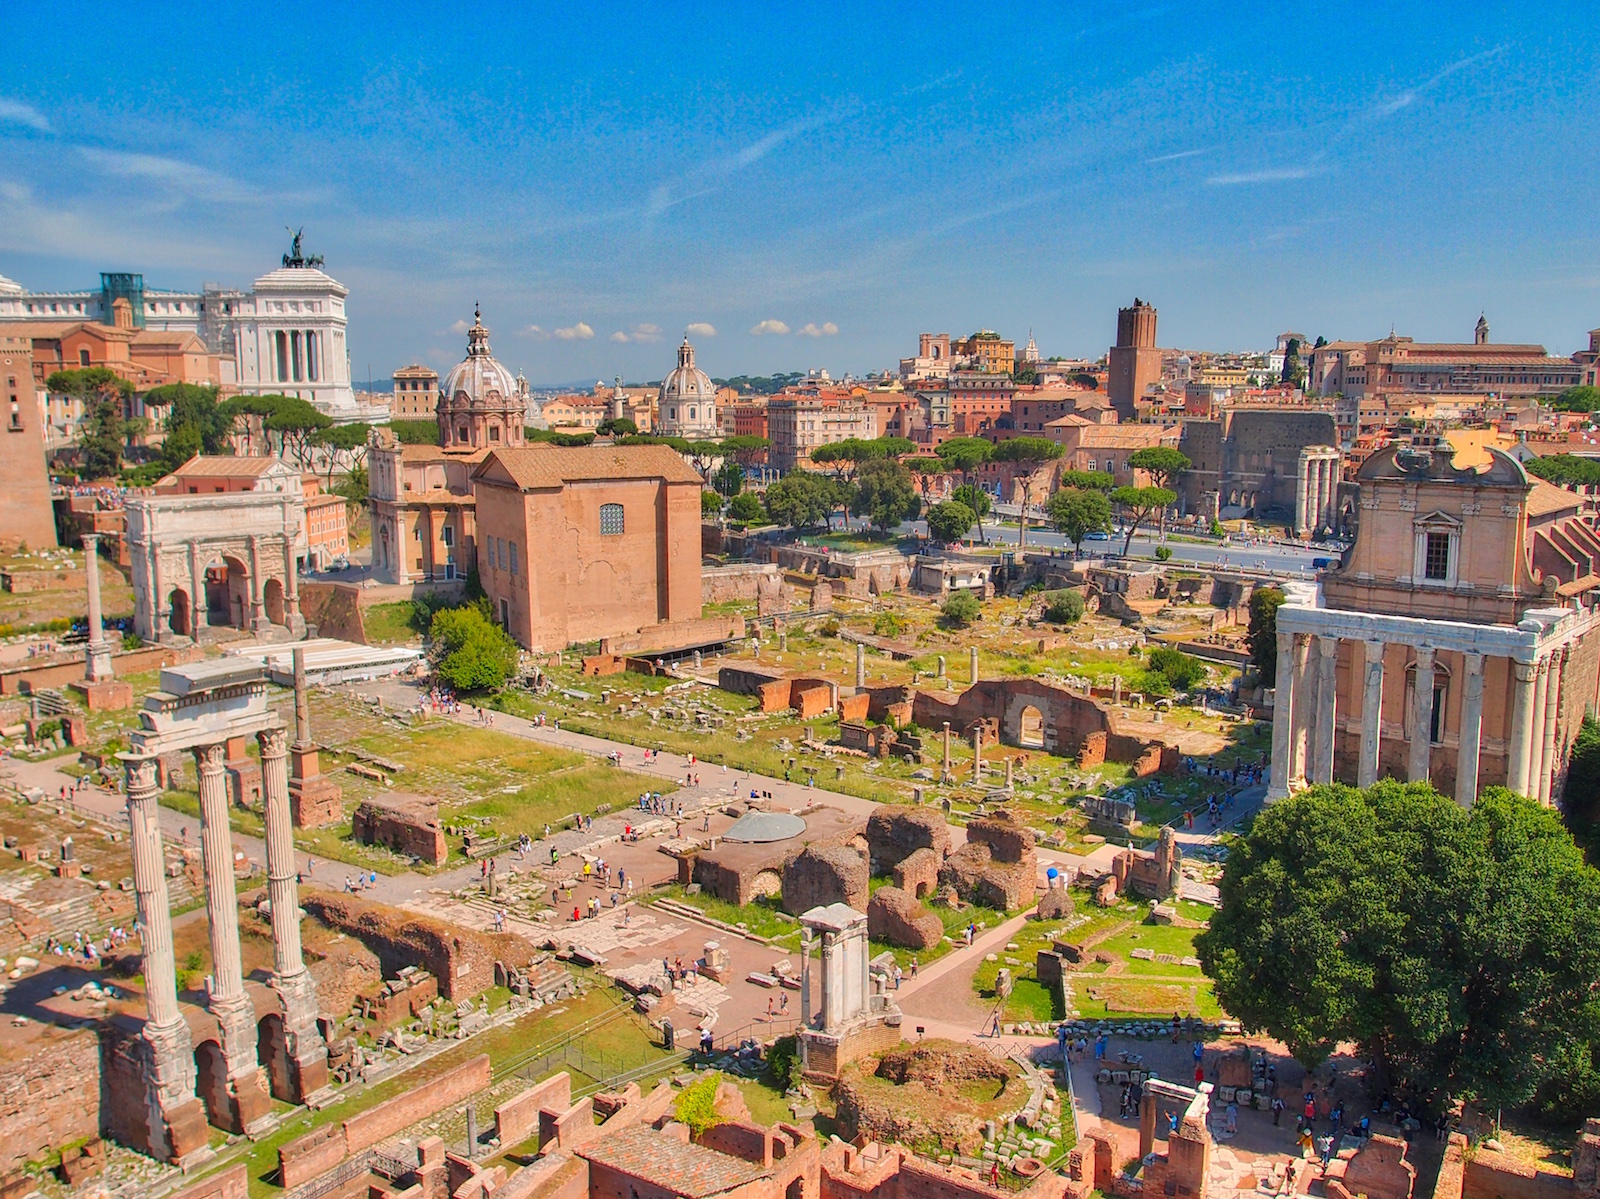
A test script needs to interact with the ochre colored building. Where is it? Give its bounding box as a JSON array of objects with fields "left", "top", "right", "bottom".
[
  {"left": 472, "top": 443, "right": 704, "bottom": 651},
  {"left": 1271, "top": 444, "right": 1600, "bottom": 806}
]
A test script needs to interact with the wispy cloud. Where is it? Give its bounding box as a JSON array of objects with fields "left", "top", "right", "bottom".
[
  {"left": 519, "top": 324, "right": 549, "bottom": 340},
  {"left": 77, "top": 146, "right": 257, "bottom": 203},
  {"left": 1204, "top": 166, "right": 1320, "bottom": 187},
  {"left": 554, "top": 322, "right": 594, "bottom": 341},
  {"left": 749, "top": 319, "right": 790, "bottom": 336},
  {"left": 1366, "top": 44, "right": 1509, "bottom": 120},
  {"left": 0, "top": 98, "right": 50, "bottom": 133},
  {"left": 904, "top": 69, "right": 963, "bottom": 97},
  {"left": 1145, "top": 147, "right": 1208, "bottom": 164},
  {"left": 796, "top": 321, "right": 838, "bottom": 337},
  {"left": 450, "top": 318, "right": 472, "bottom": 335},
  {"left": 686, "top": 322, "right": 717, "bottom": 337}
]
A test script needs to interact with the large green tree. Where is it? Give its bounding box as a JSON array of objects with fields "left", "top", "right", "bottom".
[
  {"left": 1057, "top": 469, "right": 1115, "bottom": 492},
  {"left": 1127, "top": 446, "right": 1191, "bottom": 537},
  {"left": 991, "top": 436, "right": 1063, "bottom": 553},
  {"left": 1527, "top": 454, "right": 1600, "bottom": 489},
  {"left": 1563, "top": 715, "right": 1600, "bottom": 861},
  {"left": 1046, "top": 486, "right": 1111, "bottom": 553},
  {"left": 850, "top": 458, "right": 920, "bottom": 534},
  {"left": 762, "top": 471, "right": 835, "bottom": 531},
  {"left": 1246, "top": 586, "right": 1288, "bottom": 685},
  {"left": 1549, "top": 385, "right": 1600, "bottom": 414},
  {"left": 934, "top": 436, "right": 994, "bottom": 484},
  {"left": 429, "top": 604, "right": 519, "bottom": 691},
  {"left": 50, "top": 368, "right": 136, "bottom": 479},
  {"left": 1197, "top": 782, "right": 1600, "bottom": 1111},
  {"left": 925, "top": 499, "right": 975, "bottom": 545},
  {"left": 1110, "top": 485, "right": 1177, "bottom": 555}
]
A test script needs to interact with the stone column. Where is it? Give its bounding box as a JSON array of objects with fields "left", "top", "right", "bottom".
[
  {"left": 150, "top": 543, "right": 169, "bottom": 642},
  {"left": 123, "top": 752, "right": 206, "bottom": 1162},
  {"left": 855, "top": 642, "right": 865, "bottom": 689},
  {"left": 941, "top": 722, "right": 953, "bottom": 784},
  {"left": 1357, "top": 641, "right": 1385, "bottom": 788},
  {"left": 1320, "top": 458, "right": 1334, "bottom": 529},
  {"left": 1455, "top": 653, "right": 1485, "bottom": 807},
  {"left": 1311, "top": 635, "right": 1338, "bottom": 784},
  {"left": 1289, "top": 634, "right": 1316, "bottom": 787},
  {"left": 972, "top": 726, "right": 983, "bottom": 782},
  {"left": 1294, "top": 459, "right": 1310, "bottom": 535},
  {"left": 282, "top": 534, "right": 300, "bottom": 625},
  {"left": 83, "top": 534, "right": 114, "bottom": 681},
  {"left": 1538, "top": 648, "right": 1566, "bottom": 805},
  {"left": 194, "top": 741, "right": 271, "bottom": 1131},
  {"left": 246, "top": 535, "right": 266, "bottom": 630},
  {"left": 187, "top": 541, "right": 209, "bottom": 632},
  {"left": 259, "top": 725, "right": 328, "bottom": 1099},
  {"left": 1408, "top": 647, "right": 1435, "bottom": 784},
  {"left": 970, "top": 646, "right": 979, "bottom": 684},
  {"left": 1266, "top": 628, "right": 1296, "bottom": 800},
  {"left": 1507, "top": 659, "right": 1538, "bottom": 796},
  {"left": 1526, "top": 657, "right": 1551, "bottom": 800}
]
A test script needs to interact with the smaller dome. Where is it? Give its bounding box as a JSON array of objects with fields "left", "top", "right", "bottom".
[
  {"left": 659, "top": 336, "right": 715, "bottom": 404},
  {"left": 442, "top": 306, "right": 519, "bottom": 408}
]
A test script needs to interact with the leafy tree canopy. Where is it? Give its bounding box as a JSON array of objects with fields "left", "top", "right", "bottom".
[
  {"left": 935, "top": 436, "right": 994, "bottom": 475},
  {"left": 1527, "top": 454, "right": 1600, "bottom": 489},
  {"left": 1110, "top": 485, "right": 1177, "bottom": 554},
  {"left": 991, "top": 435, "right": 1063, "bottom": 468},
  {"left": 1145, "top": 645, "right": 1205, "bottom": 690},
  {"left": 1126, "top": 446, "right": 1192, "bottom": 487},
  {"left": 1197, "top": 782, "right": 1600, "bottom": 1113},
  {"left": 727, "top": 491, "right": 765, "bottom": 524},
  {"left": 429, "top": 604, "right": 519, "bottom": 692},
  {"left": 1247, "top": 586, "right": 1288, "bottom": 685},
  {"left": 849, "top": 458, "right": 921, "bottom": 533},
  {"left": 1041, "top": 588, "right": 1085, "bottom": 624},
  {"left": 1548, "top": 386, "right": 1600, "bottom": 414},
  {"left": 597, "top": 417, "right": 637, "bottom": 437},
  {"left": 1058, "top": 469, "right": 1115, "bottom": 491},
  {"left": 389, "top": 419, "right": 441, "bottom": 446},
  {"left": 701, "top": 489, "right": 723, "bottom": 517},
  {"left": 762, "top": 471, "right": 838, "bottom": 531},
  {"left": 1046, "top": 486, "right": 1111, "bottom": 552},
  {"left": 940, "top": 588, "right": 981, "bottom": 628},
  {"left": 925, "top": 499, "right": 975, "bottom": 544},
  {"left": 46, "top": 367, "right": 131, "bottom": 398}
]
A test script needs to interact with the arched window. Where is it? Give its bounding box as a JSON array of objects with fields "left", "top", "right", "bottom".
[{"left": 600, "top": 503, "right": 624, "bottom": 536}]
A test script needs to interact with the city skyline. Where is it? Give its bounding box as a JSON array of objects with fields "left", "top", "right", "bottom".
[{"left": 0, "top": 2, "right": 1595, "bottom": 382}]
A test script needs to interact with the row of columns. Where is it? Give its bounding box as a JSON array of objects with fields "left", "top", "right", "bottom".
[
  {"left": 124, "top": 724, "right": 325, "bottom": 1159},
  {"left": 1270, "top": 629, "right": 1571, "bottom": 805},
  {"left": 1295, "top": 449, "right": 1340, "bottom": 536}
]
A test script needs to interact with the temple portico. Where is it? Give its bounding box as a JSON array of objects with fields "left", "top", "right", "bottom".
[
  {"left": 1269, "top": 593, "right": 1599, "bottom": 805},
  {"left": 1294, "top": 445, "right": 1341, "bottom": 537},
  {"left": 116, "top": 660, "right": 327, "bottom": 1160}
]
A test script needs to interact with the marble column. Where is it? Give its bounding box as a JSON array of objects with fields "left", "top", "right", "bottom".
[
  {"left": 972, "top": 726, "right": 983, "bottom": 782},
  {"left": 941, "top": 722, "right": 953, "bottom": 784},
  {"left": 970, "top": 646, "right": 979, "bottom": 684},
  {"left": 187, "top": 542, "right": 209, "bottom": 632},
  {"left": 123, "top": 752, "right": 206, "bottom": 1162},
  {"left": 150, "top": 543, "right": 168, "bottom": 642},
  {"left": 1311, "top": 635, "right": 1338, "bottom": 785},
  {"left": 855, "top": 642, "right": 865, "bottom": 689},
  {"left": 83, "top": 534, "right": 114, "bottom": 681},
  {"left": 1527, "top": 658, "right": 1551, "bottom": 801},
  {"left": 1408, "top": 648, "right": 1435, "bottom": 784},
  {"left": 259, "top": 725, "right": 328, "bottom": 1099},
  {"left": 246, "top": 535, "right": 265, "bottom": 629},
  {"left": 1357, "top": 640, "right": 1385, "bottom": 788},
  {"left": 194, "top": 741, "right": 270, "bottom": 1131},
  {"left": 1455, "top": 653, "right": 1485, "bottom": 807},
  {"left": 1266, "top": 628, "right": 1295, "bottom": 800},
  {"left": 1538, "top": 648, "right": 1566, "bottom": 805},
  {"left": 1506, "top": 660, "right": 1538, "bottom": 796},
  {"left": 1295, "top": 463, "right": 1310, "bottom": 535},
  {"left": 282, "top": 535, "right": 300, "bottom": 624},
  {"left": 1289, "top": 634, "right": 1316, "bottom": 787}
]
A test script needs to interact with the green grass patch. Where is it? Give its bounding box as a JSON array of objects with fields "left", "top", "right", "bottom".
[
  {"left": 361, "top": 601, "right": 424, "bottom": 644},
  {"left": 652, "top": 884, "right": 803, "bottom": 948}
]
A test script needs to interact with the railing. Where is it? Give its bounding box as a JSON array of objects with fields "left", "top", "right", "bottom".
[{"left": 282, "top": 1150, "right": 375, "bottom": 1199}]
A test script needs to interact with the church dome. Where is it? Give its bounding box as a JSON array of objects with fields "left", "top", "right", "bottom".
[
  {"left": 442, "top": 307, "right": 519, "bottom": 410},
  {"left": 659, "top": 336, "right": 715, "bottom": 404},
  {"left": 657, "top": 335, "right": 718, "bottom": 438}
]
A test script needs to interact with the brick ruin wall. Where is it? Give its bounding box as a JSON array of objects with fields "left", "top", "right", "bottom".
[
  {"left": 0, "top": 1025, "right": 101, "bottom": 1172},
  {"left": 304, "top": 892, "right": 529, "bottom": 1001},
  {"left": 781, "top": 846, "right": 869, "bottom": 915},
  {"left": 352, "top": 799, "right": 448, "bottom": 865}
]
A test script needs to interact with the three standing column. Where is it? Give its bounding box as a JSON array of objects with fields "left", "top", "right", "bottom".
[
  {"left": 259, "top": 725, "right": 329, "bottom": 1100},
  {"left": 1506, "top": 660, "right": 1538, "bottom": 796},
  {"left": 1266, "top": 628, "right": 1296, "bottom": 800},
  {"left": 1311, "top": 635, "right": 1338, "bottom": 785},
  {"left": 1408, "top": 647, "right": 1435, "bottom": 784},
  {"left": 1527, "top": 659, "right": 1552, "bottom": 800},
  {"left": 1357, "top": 641, "right": 1385, "bottom": 788},
  {"left": 123, "top": 753, "right": 209, "bottom": 1162},
  {"left": 1537, "top": 648, "right": 1567, "bottom": 804},
  {"left": 1288, "top": 634, "right": 1316, "bottom": 788},
  {"left": 83, "top": 534, "right": 114, "bottom": 681},
  {"left": 195, "top": 742, "right": 272, "bottom": 1132},
  {"left": 1455, "top": 653, "right": 1485, "bottom": 806}
]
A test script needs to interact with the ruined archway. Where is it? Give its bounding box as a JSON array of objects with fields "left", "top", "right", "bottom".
[
  {"left": 1017, "top": 705, "right": 1046, "bottom": 749},
  {"left": 193, "top": 1039, "right": 233, "bottom": 1131},
  {"left": 168, "top": 588, "right": 191, "bottom": 638},
  {"left": 257, "top": 1013, "right": 293, "bottom": 1102},
  {"left": 263, "top": 577, "right": 286, "bottom": 626},
  {"left": 224, "top": 556, "right": 251, "bottom": 629}
]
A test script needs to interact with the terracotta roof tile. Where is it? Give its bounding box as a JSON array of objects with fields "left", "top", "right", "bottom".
[
  {"left": 167, "top": 456, "right": 287, "bottom": 478},
  {"left": 477, "top": 444, "right": 703, "bottom": 489}
]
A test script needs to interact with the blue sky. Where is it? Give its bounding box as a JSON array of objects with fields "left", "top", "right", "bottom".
[{"left": 0, "top": 3, "right": 1595, "bottom": 385}]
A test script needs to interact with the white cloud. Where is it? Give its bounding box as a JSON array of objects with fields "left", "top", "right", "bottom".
[
  {"left": 554, "top": 322, "right": 594, "bottom": 341},
  {"left": 450, "top": 319, "right": 472, "bottom": 335},
  {"left": 610, "top": 323, "right": 662, "bottom": 344},
  {"left": 686, "top": 322, "right": 717, "bottom": 337},
  {"left": 518, "top": 325, "right": 550, "bottom": 340},
  {"left": 749, "top": 319, "right": 790, "bottom": 336},
  {"left": 0, "top": 98, "right": 50, "bottom": 133},
  {"left": 1204, "top": 167, "right": 1319, "bottom": 186},
  {"left": 796, "top": 321, "right": 839, "bottom": 337}
]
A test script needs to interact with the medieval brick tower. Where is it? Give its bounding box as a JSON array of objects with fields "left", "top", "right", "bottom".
[
  {"left": 1108, "top": 298, "right": 1161, "bottom": 421},
  {"left": 0, "top": 335, "right": 58, "bottom": 549}
]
